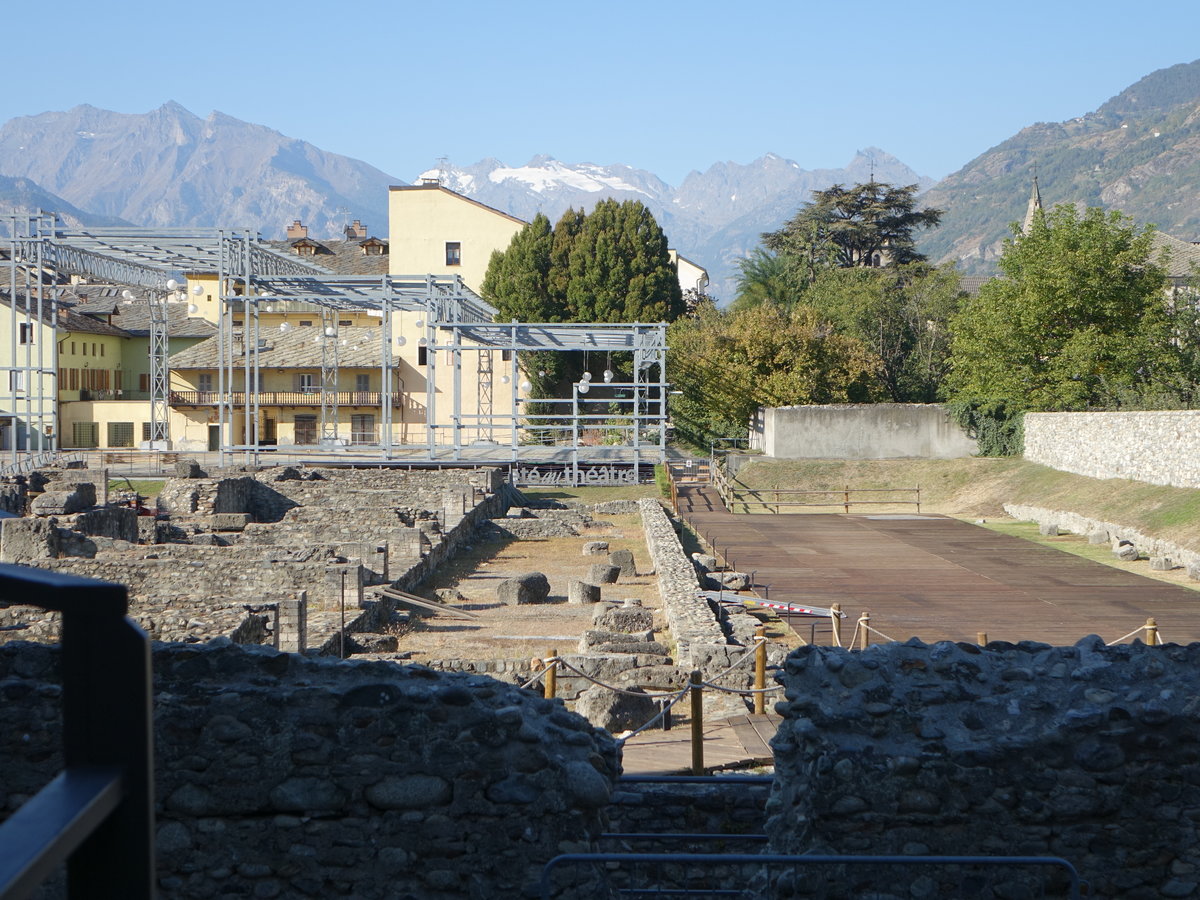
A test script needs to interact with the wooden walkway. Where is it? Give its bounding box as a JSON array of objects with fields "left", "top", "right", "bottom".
[
  {"left": 676, "top": 484, "right": 1200, "bottom": 647},
  {"left": 620, "top": 713, "right": 781, "bottom": 775}
]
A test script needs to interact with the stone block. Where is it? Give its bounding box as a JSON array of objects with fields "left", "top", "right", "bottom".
[
  {"left": 719, "top": 571, "right": 750, "bottom": 590},
  {"left": 73, "top": 507, "right": 138, "bottom": 542},
  {"left": 579, "top": 628, "right": 655, "bottom": 650},
  {"left": 583, "top": 541, "right": 610, "bottom": 556},
  {"left": 30, "top": 482, "right": 96, "bottom": 515},
  {"left": 0, "top": 517, "right": 61, "bottom": 563},
  {"left": 347, "top": 632, "right": 399, "bottom": 654},
  {"left": 691, "top": 553, "right": 718, "bottom": 572},
  {"left": 210, "top": 513, "right": 250, "bottom": 532},
  {"left": 594, "top": 604, "right": 654, "bottom": 633},
  {"left": 567, "top": 579, "right": 601, "bottom": 605},
  {"left": 1150, "top": 557, "right": 1177, "bottom": 571},
  {"left": 1087, "top": 532, "right": 1109, "bottom": 545},
  {"left": 608, "top": 549, "right": 636, "bottom": 577},
  {"left": 1189, "top": 562, "right": 1200, "bottom": 582},
  {"left": 497, "top": 572, "right": 551, "bottom": 606},
  {"left": 574, "top": 684, "right": 660, "bottom": 734},
  {"left": 175, "top": 459, "right": 207, "bottom": 479},
  {"left": 1038, "top": 523, "right": 1060, "bottom": 536},
  {"left": 1113, "top": 542, "right": 1140, "bottom": 561},
  {"left": 588, "top": 564, "right": 620, "bottom": 584}
]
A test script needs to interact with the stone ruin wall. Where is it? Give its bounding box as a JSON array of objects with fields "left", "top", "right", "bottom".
[
  {"left": 0, "top": 465, "right": 507, "bottom": 647},
  {"left": 1024, "top": 410, "right": 1200, "bottom": 489},
  {"left": 1, "top": 640, "right": 619, "bottom": 900},
  {"left": 769, "top": 637, "right": 1200, "bottom": 897}
]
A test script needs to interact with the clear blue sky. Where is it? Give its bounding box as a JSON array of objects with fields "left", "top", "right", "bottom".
[{"left": 5, "top": 0, "right": 1200, "bottom": 186}]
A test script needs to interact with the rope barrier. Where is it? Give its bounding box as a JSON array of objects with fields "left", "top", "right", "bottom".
[
  {"left": 614, "top": 686, "right": 692, "bottom": 745},
  {"left": 699, "top": 681, "right": 783, "bottom": 696},
  {"left": 551, "top": 656, "right": 686, "bottom": 699},
  {"left": 861, "top": 621, "right": 900, "bottom": 643},
  {"left": 1106, "top": 621, "right": 1162, "bottom": 647}
]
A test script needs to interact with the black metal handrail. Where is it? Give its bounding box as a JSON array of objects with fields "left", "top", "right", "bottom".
[{"left": 0, "top": 565, "right": 154, "bottom": 900}]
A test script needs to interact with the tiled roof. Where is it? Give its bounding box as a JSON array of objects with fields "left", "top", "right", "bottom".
[
  {"left": 0, "top": 292, "right": 132, "bottom": 337},
  {"left": 72, "top": 295, "right": 217, "bottom": 339},
  {"left": 957, "top": 275, "right": 994, "bottom": 296},
  {"left": 170, "top": 324, "right": 387, "bottom": 370},
  {"left": 1151, "top": 232, "right": 1200, "bottom": 279},
  {"left": 264, "top": 238, "right": 391, "bottom": 277}
]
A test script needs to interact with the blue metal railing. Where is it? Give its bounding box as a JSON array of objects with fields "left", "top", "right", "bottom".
[
  {"left": 0, "top": 565, "right": 154, "bottom": 900},
  {"left": 540, "top": 852, "right": 1084, "bottom": 899}
]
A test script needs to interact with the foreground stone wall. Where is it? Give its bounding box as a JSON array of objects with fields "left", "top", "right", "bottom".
[
  {"left": 1, "top": 640, "right": 618, "bottom": 899},
  {"left": 754, "top": 403, "right": 978, "bottom": 459},
  {"left": 1024, "top": 410, "right": 1200, "bottom": 488},
  {"left": 769, "top": 638, "right": 1200, "bottom": 897}
]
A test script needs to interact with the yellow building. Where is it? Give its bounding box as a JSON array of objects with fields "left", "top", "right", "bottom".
[
  {"left": 0, "top": 296, "right": 62, "bottom": 453},
  {"left": 388, "top": 183, "right": 525, "bottom": 292}
]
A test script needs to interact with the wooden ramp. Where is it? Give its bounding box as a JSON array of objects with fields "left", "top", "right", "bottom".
[
  {"left": 620, "top": 713, "right": 780, "bottom": 775},
  {"left": 367, "top": 586, "right": 482, "bottom": 620}
]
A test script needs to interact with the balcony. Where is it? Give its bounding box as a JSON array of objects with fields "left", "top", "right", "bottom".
[{"left": 169, "top": 391, "right": 403, "bottom": 408}]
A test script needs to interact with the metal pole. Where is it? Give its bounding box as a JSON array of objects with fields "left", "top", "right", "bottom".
[
  {"left": 339, "top": 570, "right": 347, "bottom": 660},
  {"left": 689, "top": 669, "right": 704, "bottom": 775},
  {"left": 753, "top": 626, "right": 766, "bottom": 716}
]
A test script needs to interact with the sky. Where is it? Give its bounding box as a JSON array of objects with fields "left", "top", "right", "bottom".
[{"left": 5, "top": 0, "right": 1200, "bottom": 186}]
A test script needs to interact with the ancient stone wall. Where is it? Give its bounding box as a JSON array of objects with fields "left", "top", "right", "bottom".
[
  {"left": 1024, "top": 410, "right": 1200, "bottom": 488},
  {"left": 0, "top": 640, "right": 619, "bottom": 900},
  {"left": 768, "top": 638, "right": 1200, "bottom": 897},
  {"left": 639, "top": 498, "right": 732, "bottom": 673}
]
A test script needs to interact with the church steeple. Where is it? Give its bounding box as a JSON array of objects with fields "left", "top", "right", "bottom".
[{"left": 1022, "top": 173, "right": 1043, "bottom": 234}]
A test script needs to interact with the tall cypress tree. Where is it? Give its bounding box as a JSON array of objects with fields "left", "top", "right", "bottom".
[{"left": 480, "top": 213, "right": 556, "bottom": 322}]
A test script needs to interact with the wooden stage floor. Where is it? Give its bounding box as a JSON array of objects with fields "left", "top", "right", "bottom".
[{"left": 677, "top": 485, "right": 1200, "bottom": 648}]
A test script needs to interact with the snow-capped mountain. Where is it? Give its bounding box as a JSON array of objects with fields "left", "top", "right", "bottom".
[{"left": 419, "top": 150, "right": 934, "bottom": 299}]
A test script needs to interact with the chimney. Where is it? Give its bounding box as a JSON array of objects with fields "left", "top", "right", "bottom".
[
  {"left": 286, "top": 220, "right": 308, "bottom": 240},
  {"left": 344, "top": 219, "right": 368, "bottom": 240}
]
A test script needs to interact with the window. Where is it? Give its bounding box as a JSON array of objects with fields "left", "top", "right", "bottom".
[
  {"left": 198, "top": 373, "right": 213, "bottom": 393},
  {"left": 297, "top": 373, "right": 316, "bottom": 393},
  {"left": 91, "top": 343, "right": 96, "bottom": 356},
  {"left": 107, "top": 422, "right": 134, "bottom": 448},
  {"left": 72, "top": 422, "right": 99, "bottom": 448},
  {"left": 418, "top": 345, "right": 428, "bottom": 366},
  {"left": 71, "top": 341, "right": 76, "bottom": 355},
  {"left": 294, "top": 415, "right": 317, "bottom": 444},
  {"left": 82, "top": 343, "right": 88, "bottom": 357},
  {"left": 445, "top": 241, "right": 461, "bottom": 266},
  {"left": 355, "top": 374, "right": 370, "bottom": 393},
  {"left": 19, "top": 323, "right": 34, "bottom": 345},
  {"left": 299, "top": 320, "right": 313, "bottom": 327},
  {"left": 8, "top": 370, "right": 25, "bottom": 392},
  {"left": 142, "top": 422, "right": 152, "bottom": 442},
  {"left": 350, "top": 414, "right": 375, "bottom": 445},
  {"left": 339, "top": 320, "right": 352, "bottom": 327},
  {"left": 139, "top": 373, "right": 150, "bottom": 392},
  {"left": 100, "top": 344, "right": 105, "bottom": 357}
]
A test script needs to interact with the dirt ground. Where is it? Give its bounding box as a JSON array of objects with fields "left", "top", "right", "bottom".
[{"left": 397, "top": 511, "right": 666, "bottom": 664}]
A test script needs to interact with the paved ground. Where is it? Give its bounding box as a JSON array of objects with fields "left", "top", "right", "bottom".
[{"left": 678, "top": 484, "right": 1200, "bottom": 648}]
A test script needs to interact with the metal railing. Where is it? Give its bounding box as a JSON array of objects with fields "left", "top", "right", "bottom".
[
  {"left": 711, "top": 456, "right": 919, "bottom": 514},
  {"left": 169, "top": 389, "right": 404, "bottom": 408},
  {"left": 0, "top": 566, "right": 154, "bottom": 900},
  {"left": 539, "top": 852, "right": 1083, "bottom": 898}
]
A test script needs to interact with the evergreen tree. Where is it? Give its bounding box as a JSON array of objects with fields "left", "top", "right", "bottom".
[
  {"left": 764, "top": 181, "right": 943, "bottom": 271},
  {"left": 480, "top": 213, "right": 555, "bottom": 322}
]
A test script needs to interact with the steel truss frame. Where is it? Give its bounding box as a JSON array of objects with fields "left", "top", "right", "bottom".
[{"left": 5, "top": 215, "right": 669, "bottom": 470}]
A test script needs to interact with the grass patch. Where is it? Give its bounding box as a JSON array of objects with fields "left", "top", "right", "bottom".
[
  {"left": 731, "top": 457, "right": 1200, "bottom": 552},
  {"left": 108, "top": 479, "right": 165, "bottom": 500}
]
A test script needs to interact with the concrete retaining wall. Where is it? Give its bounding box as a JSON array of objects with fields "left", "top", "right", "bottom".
[
  {"left": 1024, "top": 410, "right": 1200, "bottom": 488},
  {"left": 755, "top": 404, "right": 977, "bottom": 459}
]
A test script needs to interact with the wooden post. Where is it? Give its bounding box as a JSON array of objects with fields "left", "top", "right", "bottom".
[
  {"left": 830, "top": 602, "right": 842, "bottom": 647},
  {"left": 844, "top": 484, "right": 850, "bottom": 514},
  {"left": 753, "top": 626, "right": 767, "bottom": 715},
  {"left": 977, "top": 632, "right": 988, "bottom": 646},
  {"left": 860, "top": 611, "right": 871, "bottom": 650},
  {"left": 916, "top": 485, "right": 921, "bottom": 514},
  {"left": 690, "top": 670, "right": 704, "bottom": 775},
  {"left": 544, "top": 648, "right": 558, "bottom": 699},
  {"left": 1145, "top": 618, "right": 1159, "bottom": 647}
]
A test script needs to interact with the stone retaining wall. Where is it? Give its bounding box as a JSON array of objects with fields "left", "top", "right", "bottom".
[
  {"left": 0, "top": 640, "right": 618, "bottom": 900},
  {"left": 1004, "top": 503, "right": 1200, "bottom": 573},
  {"left": 638, "top": 498, "right": 732, "bottom": 673},
  {"left": 1024, "top": 410, "right": 1200, "bottom": 488},
  {"left": 768, "top": 638, "right": 1200, "bottom": 897}
]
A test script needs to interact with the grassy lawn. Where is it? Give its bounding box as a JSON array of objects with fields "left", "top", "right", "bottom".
[{"left": 108, "top": 479, "right": 166, "bottom": 500}]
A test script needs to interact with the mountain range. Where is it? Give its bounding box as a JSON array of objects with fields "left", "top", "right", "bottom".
[{"left": 2, "top": 58, "right": 1200, "bottom": 298}]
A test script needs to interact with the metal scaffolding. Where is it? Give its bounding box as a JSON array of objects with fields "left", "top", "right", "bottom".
[{"left": 5, "top": 215, "right": 670, "bottom": 474}]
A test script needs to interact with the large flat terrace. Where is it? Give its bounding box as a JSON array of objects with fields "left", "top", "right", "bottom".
[{"left": 678, "top": 487, "right": 1200, "bottom": 647}]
